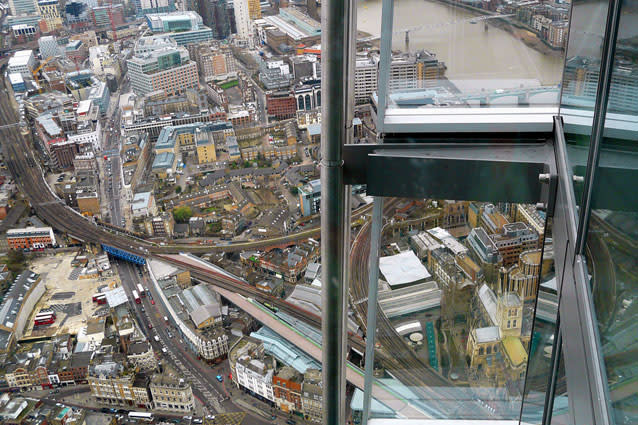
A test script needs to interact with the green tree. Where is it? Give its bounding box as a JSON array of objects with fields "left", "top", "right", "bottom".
[
  {"left": 7, "top": 249, "right": 26, "bottom": 274},
  {"left": 173, "top": 206, "right": 193, "bottom": 223},
  {"left": 289, "top": 186, "right": 298, "bottom": 196},
  {"left": 175, "top": 186, "right": 182, "bottom": 194}
]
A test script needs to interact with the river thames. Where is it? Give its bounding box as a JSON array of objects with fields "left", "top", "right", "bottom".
[{"left": 357, "top": 0, "right": 565, "bottom": 87}]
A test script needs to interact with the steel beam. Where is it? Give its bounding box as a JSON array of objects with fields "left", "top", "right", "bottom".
[{"left": 320, "top": 0, "right": 356, "bottom": 422}]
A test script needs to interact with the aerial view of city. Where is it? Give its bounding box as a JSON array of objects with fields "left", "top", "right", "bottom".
[{"left": 0, "top": 0, "right": 634, "bottom": 423}]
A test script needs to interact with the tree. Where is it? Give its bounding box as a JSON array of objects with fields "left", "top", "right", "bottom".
[
  {"left": 289, "top": 186, "right": 298, "bottom": 196},
  {"left": 173, "top": 206, "right": 193, "bottom": 223},
  {"left": 7, "top": 249, "right": 26, "bottom": 274},
  {"left": 175, "top": 186, "right": 182, "bottom": 194}
]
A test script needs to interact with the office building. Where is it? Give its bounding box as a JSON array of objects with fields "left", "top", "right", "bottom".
[
  {"left": 137, "top": 0, "right": 174, "bottom": 15},
  {"left": 36, "top": 0, "right": 63, "bottom": 32},
  {"left": 233, "top": 0, "right": 252, "bottom": 43},
  {"left": 8, "top": 0, "right": 37, "bottom": 15},
  {"left": 8, "top": 50, "right": 35, "bottom": 78},
  {"left": 127, "top": 38, "right": 199, "bottom": 96},
  {"left": 145, "top": 11, "right": 214, "bottom": 46},
  {"left": 90, "top": 4, "right": 124, "bottom": 30},
  {"left": 198, "top": 0, "right": 231, "bottom": 40},
  {"left": 490, "top": 222, "right": 540, "bottom": 267},
  {"left": 38, "top": 35, "right": 61, "bottom": 59},
  {"left": 262, "top": 8, "right": 321, "bottom": 52}
]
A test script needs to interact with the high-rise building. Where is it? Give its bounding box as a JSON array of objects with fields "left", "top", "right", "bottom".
[
  {"left": 127, "top": 37, "right": 199, "bottom": 96},
  {"left": 233, "top": 0, "right": 252, "bottom": 44},
  {"left": 198, "top": 0, "right": 231, "bottom": 40}
]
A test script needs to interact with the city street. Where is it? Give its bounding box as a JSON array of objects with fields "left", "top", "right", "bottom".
[{"left": 114, "top": 261, "right": 275, "bottom": 424}]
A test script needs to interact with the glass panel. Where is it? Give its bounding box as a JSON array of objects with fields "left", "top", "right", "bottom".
[
  {"left": 361, "top": 0, "right": 569, "bottom": 111},
  {"left": 560, "top": 0, "right": 612, "bottom": 205},
  {"left": 585, "top": 2, "right": 638, "bottom": 424},
  {"left": 550, "top": 344, "right": 572, "bottom": 425},
  {"left": 353, "top": 198, "right": 549, "bottom": 420},
  {"left": 520, "top": 218, "right": 557, "bottom": 424}
]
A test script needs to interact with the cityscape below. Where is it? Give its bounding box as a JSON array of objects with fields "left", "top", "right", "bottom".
[{"left": 0, "top": 0, "right": 634, "bottom": 424}]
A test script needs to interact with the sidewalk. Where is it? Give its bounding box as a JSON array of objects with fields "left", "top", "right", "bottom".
[{"left": 231, "top": 389, "right": 313, "bottom": 425}]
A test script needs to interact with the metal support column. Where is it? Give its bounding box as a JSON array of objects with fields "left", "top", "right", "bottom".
[
  {"left": 575, "top": 0, "right": 622, "bottom": 254},
  {"left": 376, "top": 0, "right": 395, "bottom": 132},
  {"left": 361, "top": 198, "right": 384, "bottom": 425},
  {"left": 320, "top": 0, "right": 356, "bottom": 423}
]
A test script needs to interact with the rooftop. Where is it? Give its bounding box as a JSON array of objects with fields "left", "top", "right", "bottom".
[
  {"left": 251, "top": 326, "right": 321, "bottom": 374},
  {"left": 152, "top": 152, "right": 175, "bottom": 170},
  {"left": 379, "top": 251, "right": 431, "bottom": 288},
  {"left": 478, "top": 284, "right": 498, "bottom": 326},
  {"left": 8, "top": 50, "right": 33, "bottom": 68},
  {"left": 474, "top": 326, "right": 500, "bottom": 343},
  {"left": 502, "top": 336, "right": 528, "bottom": 368}
]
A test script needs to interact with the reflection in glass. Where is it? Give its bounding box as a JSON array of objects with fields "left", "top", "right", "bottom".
[
  {"left": 575, "top": 1, "right": 638, "bottom": 424},
  {"left": 351, "top": 199, "right": 550, "bottom": 420},
  {"left": 358, "top": 0, "right": 569, "bottom": 110},
  {"left": 520, "top": 217, "right": 558, "bottom": 424}
]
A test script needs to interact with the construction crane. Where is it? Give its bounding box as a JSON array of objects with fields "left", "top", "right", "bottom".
[{"left": 31, "top": 56, "right": 55, "bottom": 93}]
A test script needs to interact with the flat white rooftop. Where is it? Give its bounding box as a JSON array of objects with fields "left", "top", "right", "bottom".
[{"left": 379, "top": 250, "right": 431, "bottom": 288}]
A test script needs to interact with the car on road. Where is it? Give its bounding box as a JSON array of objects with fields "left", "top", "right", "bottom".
[
  {"left": 148, "top": 323, "right": 152, "bottom": 329},
  {"left": 151, "top": 300, "right": 155, "bottom": 305},
  {"left": 216, "top": 375, "right": 223, "bottom": 382},
  {"left": 162, "top": 347, "right": 168, "bottom": 354},
  {"left": 154, "top": 335, "right": 160, "bottom": 342}
]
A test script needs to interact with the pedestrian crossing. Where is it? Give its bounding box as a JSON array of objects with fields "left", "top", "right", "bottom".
[
  {"left": 203, "top": 412, "right": 246, "bottom": 424},
  {"left": 164, "top": 346, "right": 222, "bottom": 411}
]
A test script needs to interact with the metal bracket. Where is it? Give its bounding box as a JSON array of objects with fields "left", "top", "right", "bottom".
[{"left": 343, "top": 139, "right": 557, "bottom": 205}]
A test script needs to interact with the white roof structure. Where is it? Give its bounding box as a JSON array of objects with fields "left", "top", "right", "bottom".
[
  {"left": 8, "top": 50, "right": 33, "bottom": 68},
  {"left": 426, "top": 227, "right": 468, "bottom": 256},
  {"left": 104, "top": 286, "right": 128, "bottom": 308},
  {"left": 478, "top": 284, "right": 498, "bottom": 326},
  {"left": 148, "top": 258, "right": 181, "bottom": 280},
  {"left": 475, "top": 326, "right": 500, "bottom": 343},
  {"left": 286, "top": 285, "right": 321, "bottom": 315},
  {"left": 379, "top": 251, "right": 431, "bottom": 288}
]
